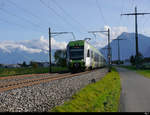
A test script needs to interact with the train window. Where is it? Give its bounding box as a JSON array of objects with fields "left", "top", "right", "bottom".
[{"left": 87, "top": 50, "right": 90, "bottom": 57}]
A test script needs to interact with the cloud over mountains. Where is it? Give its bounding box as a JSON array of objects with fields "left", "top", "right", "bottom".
[
  {"left": 91, "top": 26, "right": 128, "bottom": 48},
  {"left": 0, "top": 36, "right": 68, "bottom": 64},
  {"left": 0, "top": 36, "right": 67, "bottom": 54},
  {"left": 0, "top": 26, "right": 129, "bottom": 54}
]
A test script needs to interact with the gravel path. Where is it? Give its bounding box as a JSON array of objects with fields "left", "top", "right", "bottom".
[
  {"left": 0, "top": 68, "right": 107, "bottom": 112},
  {"left": 117, "top": 67, "right": 150, "bottom": 112}
]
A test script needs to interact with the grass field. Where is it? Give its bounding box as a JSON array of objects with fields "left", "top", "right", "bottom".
[
  {"left": 120, "top": 65, "right": 150, "bottom": 79},
  {"left": 50, "top": 68, "right": 121, "bottom": 112},
  {"left": 137, "top": 70, "right": 150, "bottom": 78},
  {"left": 0, "top": 66, "right": 69, "bottom": 77}
]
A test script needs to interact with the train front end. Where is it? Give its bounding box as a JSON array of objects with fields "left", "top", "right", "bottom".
[{"left": 66, "top": 40, "right": 85, "bottom": 72}]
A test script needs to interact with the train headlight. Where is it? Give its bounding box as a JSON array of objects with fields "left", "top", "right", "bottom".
[
  {"left": 70, "top": 60, "right": 72, "bottom": 62},
  {"left": 81, "top": 59, "right": 84, "bottom": 61}
]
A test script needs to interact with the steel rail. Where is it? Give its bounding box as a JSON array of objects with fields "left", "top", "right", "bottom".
[{"left": 0, "top": 70, "right": 98, "bottom": 93}]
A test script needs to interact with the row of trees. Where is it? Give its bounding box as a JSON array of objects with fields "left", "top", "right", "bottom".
[
  {"left": 54, "top": 49, "right": 67, "bottom": 67},
  {"left": 130, "top": 52, "right": 144, "bottom": 66},
  {"left": 19, "top": 61, "right": 39, "bottom": 68},
  {"left": 21, "top": 49, "right": 67, "bottom": 68}
]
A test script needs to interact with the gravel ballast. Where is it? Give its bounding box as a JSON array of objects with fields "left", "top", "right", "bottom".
[{"left": 0, "top": 68, "right": 107, "bottom": 112}]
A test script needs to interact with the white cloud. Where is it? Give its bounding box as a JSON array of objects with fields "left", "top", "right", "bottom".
[
  {"left": 0, "top": 36, "right": 67, "bottom": 53},
  {"left": 93, "top": 26, "right": 128, "bottom": 48},
  {"left": 51, "top": 37, "right": 67, "bottom": 49},
  {"left": 0, "top": 41, "right": 42, "bottom": 53},
  {"left": 141, "top": 28, "right": 150, "bottom": 37}
]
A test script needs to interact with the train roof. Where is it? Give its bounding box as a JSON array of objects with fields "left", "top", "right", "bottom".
[{"left": 68, "top": 40, "right": 84, "bottom": 46}]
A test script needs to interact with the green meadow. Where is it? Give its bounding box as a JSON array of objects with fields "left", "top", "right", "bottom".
[
  {"left": 120, "top": 65, "right": 150, "bottom": 79},
  {"left": 0, "top": 66, "right": 68, "bottom": 77},
  {"left": 50, "top": 68, "right": 121, "bottom": 112}
]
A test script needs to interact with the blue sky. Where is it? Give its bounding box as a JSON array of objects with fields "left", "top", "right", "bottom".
[{"left": 0, "top": 0, "right": 150, "bottom": 47}]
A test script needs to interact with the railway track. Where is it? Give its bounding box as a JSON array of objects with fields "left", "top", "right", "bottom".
[{"left": 0, "top": 70, "right": 97, "bottom": 93}]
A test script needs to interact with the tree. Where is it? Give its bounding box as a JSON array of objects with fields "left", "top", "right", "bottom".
[
  {"left": 130, "top": 52, "right": 144, "bottom": 67},
  {"left": 30, "top": 61, "right": 38, "bottom": 69},
  {"left": 135, "top": 52, "right": 144, "bottom": 65},
  {"left": 54, "top": 49, "right": 66, "bottom": 66},
  {"left": 0, "top": 64, "right": 2, "bottom": 68},
  {"left": 130, "top": 55, "right": 135, "bottom": 65},
  {"left": 22, "top": 61, "right": 27, "bottom": 67}
]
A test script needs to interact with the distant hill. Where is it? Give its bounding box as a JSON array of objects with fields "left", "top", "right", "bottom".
[
  {"left": 100, "top": 32, "right": 150, "bottom": 61},
  {"left": 0, "top": 48, "right": 57, "bottom": 64}
]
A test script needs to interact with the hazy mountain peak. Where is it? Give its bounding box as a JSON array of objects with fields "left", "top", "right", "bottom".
[
  {"left": 101, "top": 32, "right": 150, "bottom": 61},
  {"left": 0, "top": 36, "right": 67, "bottom": 64}
]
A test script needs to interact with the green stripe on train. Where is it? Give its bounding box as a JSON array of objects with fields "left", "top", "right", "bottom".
[
  {"left": 68, "top": 40, "right": 104, "bottom": 58},
  {"left": 68, "top": 40, "right": 84, "bottom": 46}
]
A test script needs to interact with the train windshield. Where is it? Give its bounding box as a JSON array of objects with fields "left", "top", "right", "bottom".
[{"left": 69, "top": 47, "right": 84, "bottom": 60}]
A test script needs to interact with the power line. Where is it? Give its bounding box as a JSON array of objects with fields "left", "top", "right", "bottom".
[
  {"left": 0, "top": 17, "right": 47, "bottom": 34},
  {"left": 0, "top": 8, "right": 38, "bottom": 27},
  {"left": 121, "top": 6, "right": 150, "bottom": 68},
  {"left": 40, "top": 0, "right": 82, "bottom": 33},
  {"left": 0, "top": 0, "right": 48, "bottom": 30},
  {"left": 6, "top": 0, "right": 55, "bottom": 29},
  {"left": 51, "top": 0, "right": 87, "bottom": 31},
  {"left": 6, "top": 0, "right": 40, "bottom": 19},
  {"left": 0, "top": 7, "right": 46, "bottom": 32},
  {"left": 119, "top": 0, "right": 125, "bottom": 26},
  {"left": 142, "top": 15, "right": 150, "bottom": 34},
  {"left": 114, "top": 38, "right": 125, "bottom": 64},
  {"left": 130, "top": 0, "right": 135, "bottom": 10},
  {"left": 0, "top": 18, "right": 25, "bottom": 28},
  {"left": 96, "top": 0, "right": 107, "bottom": 26}
]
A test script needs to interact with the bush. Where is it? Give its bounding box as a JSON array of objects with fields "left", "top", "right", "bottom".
[
  {"left": 130, "top": 55, "right": 135, "bottom": 65},
  {"left": 30, "top": 61, "right": 38, "bottom": 69}
]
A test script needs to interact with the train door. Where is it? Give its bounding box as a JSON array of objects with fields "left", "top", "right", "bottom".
[
  {"left": 91, "top": 50, "right": 94, "bottom": 68},
  {"left": 66, "top": 45, "right": 70, "bottom": 66},
  {"left": 84, "top": 42, "right": 90, "bottom": 69},
  {"left": 86, "top": 49, "right": 91, "bottom": 68}
]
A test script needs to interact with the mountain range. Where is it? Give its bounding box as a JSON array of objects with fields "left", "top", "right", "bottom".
[
  {"left": 0, "top": 37, "right": 66, "bottom": 64},
  {"left": 101, "top": 32, "right": 150, "bottom": 61}
]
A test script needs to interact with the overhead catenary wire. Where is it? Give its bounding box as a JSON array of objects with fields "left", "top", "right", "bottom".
[
  {"left": 6, "top": 0, "right": 40, "bottom": 19},
  {"left": 39, "top": 0, "right": 82, "bottom": 33},
  {"left": 0, "top": 7, "right": 47, "bottom": 32},
  {"left": 6, "top": 0, "right": 56, "bottom": 29},
  {"left": 0, "top": 17, "right": 48, "bottom": 34},
  {"left": 131, "top": 0, "right": 135, "bottom": 10},
  {"left": 142, "top": 15, "right": 150, "bottom": 35},
  {"left": 119, "top": 0, "right": 131, "bottom": 39},
  {"left": 0, "top": 8, "right": 39, "bottom": 28},
  {"left": 96, "top": 0, "right": 107, "bottom": 26},
  {"left": 0, "top": 0, "right": 50, "bottom": 31},
  {"left": 51, "top": 0, "right": 87, "bottom": 31},
  {"left": 0, "top": 17, "right": 26, "bottom": 29},
  {"left": 119, "top": 0, "right": 125, "bottom": 26}
]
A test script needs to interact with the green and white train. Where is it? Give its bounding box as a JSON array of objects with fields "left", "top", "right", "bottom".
[{"left": 66, "top": 40, "right": 106, "bottom": 72}]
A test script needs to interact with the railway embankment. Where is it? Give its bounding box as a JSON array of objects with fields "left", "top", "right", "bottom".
[{"left": 0, "top": 68, "right": 107, "bottom": 112}]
